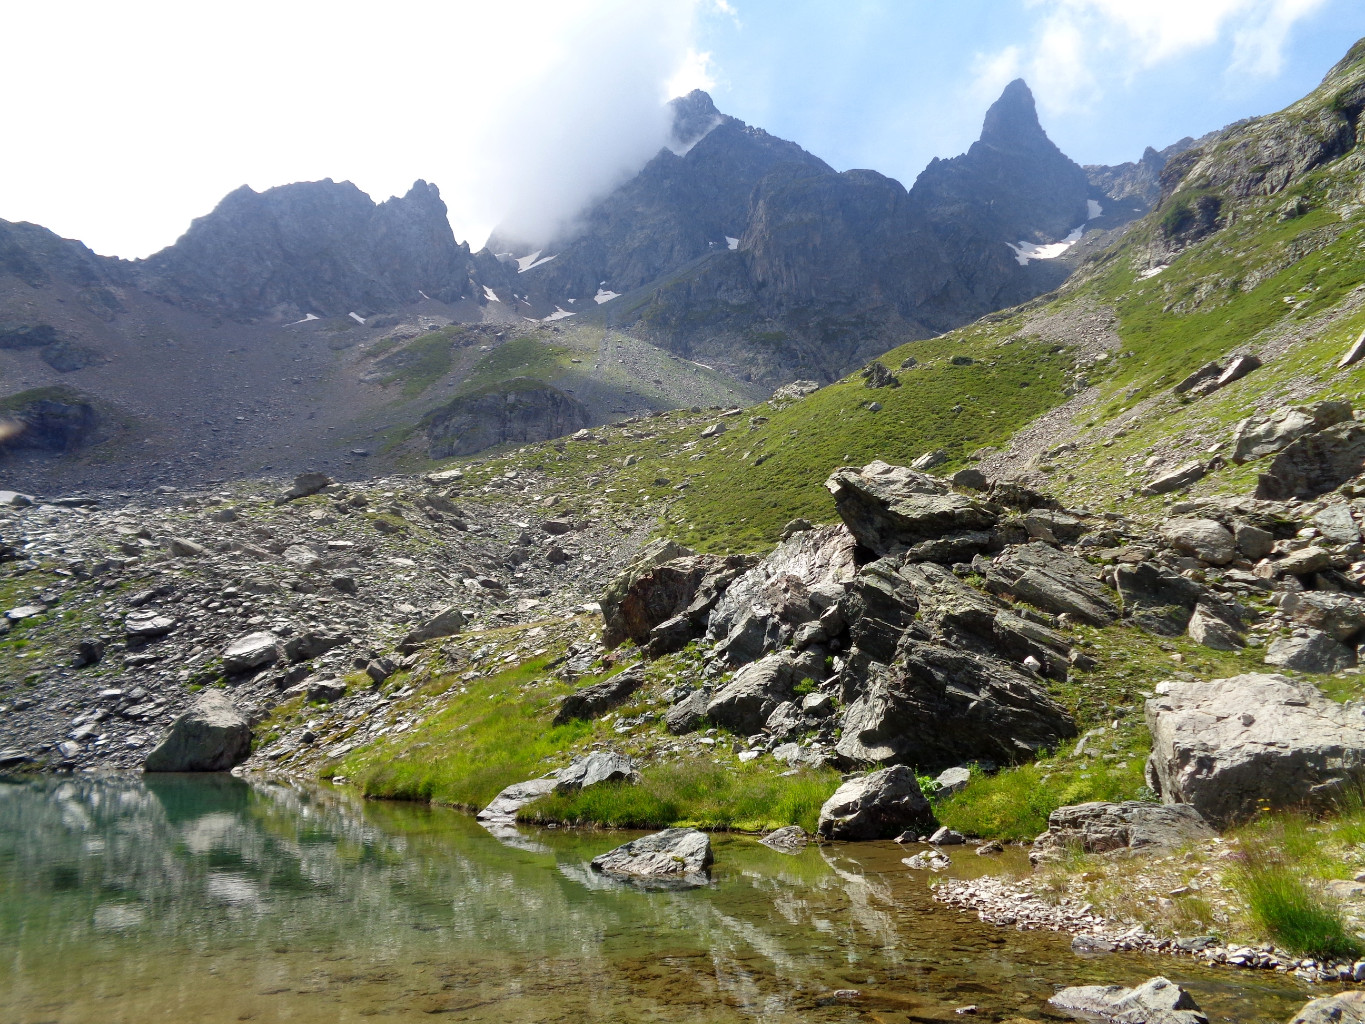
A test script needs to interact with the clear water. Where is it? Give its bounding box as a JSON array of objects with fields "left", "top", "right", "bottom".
[{"left": 0, "top": 775, "right": 1314, "bottom": 1023}]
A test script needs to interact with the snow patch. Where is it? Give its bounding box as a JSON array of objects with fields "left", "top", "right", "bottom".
[
  {"left": 483, "top": 286, "right": 501, "bottom": 303},
  {"left": 1087, "top": 199, "right": 1103, "bottom": 220},
  {"left": 348, "top": 311, "right": 366, "bottom": 325},
  {"left": 725, "top": 236, "right": 740, "bottom": 250},
  {"left": 594, "top": 288, "right": 621, "bottom": 304},
  {"left": 1006, "top": 225, "right": 1084, "bottom": 266},
  {"left": 516, "top": 250, "right": 557, "bottom": 273},
  {"left": 1139, "top": 264, "right": 1169, "bottom": 279},
  {"left": 418, "top": 289, "right": 430, "bottom": 300},
  {"left": 541, "top": 307, "right": 575, "bottom": 322},
  {"left": 285, "top": 313, "right": 320, "bottom": 326}
]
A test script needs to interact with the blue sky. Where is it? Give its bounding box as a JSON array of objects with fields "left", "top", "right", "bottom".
[{"left": 2, "top": 0, "right": 1362, "bottom": 258}]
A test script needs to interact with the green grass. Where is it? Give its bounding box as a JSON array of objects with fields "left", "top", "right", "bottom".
[
  {"left": 376, "top": 327, "right": 462, "bottom": 398},
  {"left": 335, "top": 657, "right": 596, "bottom": 809},
  {"left": 455, "top": 335, "right": 575, "bottom": 396},
  {"left": 1235, "top": 839, "right": 1362, "bottom": 959},
  {"left": 520, "top": 760, "right": 841, "bottom": 834}
]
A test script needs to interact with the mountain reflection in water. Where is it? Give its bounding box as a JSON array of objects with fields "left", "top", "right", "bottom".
[{"left": 0, "top": 775, "right": 1310, "bottom": 1023}]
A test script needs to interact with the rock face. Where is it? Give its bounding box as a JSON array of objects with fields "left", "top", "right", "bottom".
[
  {"left": 1048, "top": 977, "right": 1208, "bottom": 1024},
  {"left": 706, "top": 652, "right": 798, "bottom": 734},
  {"left": 422, "top": 380, "right": 592, "bottom": 459},
  {"left": 816, "top": 765, "right": 937, "bottom": 841},
  {"left": 1233, "top": 401, "right": 1353, "bottom": 463},
  {"left": 1145, "top": 674, "right": 1365, "bottom": 827},
  {"left": 1256, "top": 420, "right": 1365, "bottom": 500},
  {"left": 825, "top": 462, "right": 998, "bottom": 556},
  {"left": 590, "top": 827, "right": 713, "bottom": 883},
  {"left": 553, "top": 666, "right": 645, "bottom": 725},
  {"left": 1029, "top": 801, "right": 1215, "bottom": 865},
  {"left": 1289, "top": 992, "right": 1365, "bottom": 1024},
  {"left": 138, "top": 178, "right": 477, "bottom": 316},
  {"left": 144, "top": 691, "right": 251, "bottom": 772},
  {"left": 982, "top": 542, "right": 1116, "bottom": 625},
  {"left": 600, "top": 538, "right": 696, "bottom": 647}
]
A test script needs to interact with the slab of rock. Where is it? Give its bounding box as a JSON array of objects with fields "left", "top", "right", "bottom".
[
  {"left": 599, "top": 538, "right": 695, "bottom": 648},
  {"left": 816, "top": 765, "right": 936, "bottom": 841},
  {"left": 166, "top": 537, "right": 207, "bottom": 558},
  {"left": 982, "top": 542, "right": 1116, "bottom": 625},
  {"left": 664, "top": 687, "right": 709, "bottom": 735},
  {"left": 1048, "top": 977, "right": 1207, "bottom": 1024},
  {"left": 1115, "top": 561, "right": 1204, "bottom": 636},
  {"left": 759, "top": 824, "right": 809, "bottom": 854},
  {"left": 279, "top": 471, "right": 333, "bottom": 502},
  {"left": 835, "top": 638, "right": 1076, "bottom": 770},
  {"left": 1257, "top": 421, "right": 1365, "bottom": 500},
  {"left": 1161, "top": 519, "right": 1235, "bottom": 565},
  {"left": 553, "top": 665, "right": 644, "bottom": 725},
  {"left": 1289, "top": 991, "right": 1365, "bottom": 1024},
  {"left": 603, "top": 554, "right": 725, "bottom": 649},
  {"left": 1234, "top": 520, "right": 1275, "bottom": 559},
  {"left": 478, "top": 777, "right": 558, "bottom": 823},
  {"left": 1264, "top": 630, "right": 1356, "bottom": 673},
  {"left": 934, "top": 765, "right": 972, "bottom": 796},
  {"left": 590, "top": 828, "right": 712, "bottom": 883},
  {"left": 554, "top": 751, "right": 637, "bottom": 793},
  {"left": 400, "top": 605, "right": 465, "bottom": 648},
  {"left": 1274, "top": 545, "right": 1334, "bottom": 577},
  {"left": 1315, "top": 503, "right": 1362, "bottom": 545},
  {"left": 1029, "top": 801, "right": 1214, "bottom": 865},
  {"left": 1283, "top": 592, "right": 1365, "bottom": 643},
  {"left": 1142, "top": 461, "right": 1207, "bottom": 496},
  {"left": 1232, "top": 401, "right": 1353, "bottom": 463},
  {"left": 124, "top": 610, "right": 175, "bottom": 638},
  {"left": 222, "top": 632, "right": 281, "bottom": 674},
  {"left": 1187, "top": 600, "right": 1245, "bottom": 650},
  {"left": 825, "top": 461, "right": 999, "bottom": 556},
  {"left": 1146, "top": 673, "right": 1365, "bottom": 827},
  {"left": 707, "top": 653, "right": 796, "bottom": 735},
  {"left": 144, "top": 691, "right": 251, "bottom": 772}
]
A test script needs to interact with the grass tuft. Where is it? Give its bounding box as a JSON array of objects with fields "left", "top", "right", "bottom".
[{"left": 1235, "top": 836, "right": 1362, "bottom": 959}]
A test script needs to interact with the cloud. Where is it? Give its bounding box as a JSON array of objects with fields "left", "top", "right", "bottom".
[
  {"left": 972, "top": 0, "right": 1329, "bottom": 115},
  {"left": 0, "top": 0, "right": 719, "bottom": 258}
]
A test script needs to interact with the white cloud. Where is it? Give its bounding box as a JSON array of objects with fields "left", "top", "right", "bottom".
[
  {"left": 972, "top": 0, "right": 1328, "bottom": 115},
  {"left": 0, "top": 0, "right": 719, "bottom": 258}
]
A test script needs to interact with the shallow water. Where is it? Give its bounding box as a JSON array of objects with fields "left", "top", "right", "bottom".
[{"left": 0, "top": 775, "right": 1317, "bottom": 1023}]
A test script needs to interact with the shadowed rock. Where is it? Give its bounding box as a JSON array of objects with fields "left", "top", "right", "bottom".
[
  {"left": 553, "top": 665, "right": 645, "bottom": 725},
  {"left": 144, "top": 691, "right": 251, "bottom": 772},
  {"left": 817, "top": 765, "right": 936, "bottom": 841}
]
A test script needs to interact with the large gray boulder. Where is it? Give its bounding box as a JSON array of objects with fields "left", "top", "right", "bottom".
[
  {"left": 221, "top": 631, "right": 281, "bottom": 674},
  {"left": 1160, "top": 518, "right": 1235, "bottom": 565},
  {"left": 1283, "top": 591, "right": 1365, "bottom": 643},
  {"left": 1145, "top": 673, "right": 1365, "bottom": 827},
  {"left": 1115, "top": 562, "right": 1205, "bottom": 636},
  {"left": 1289, "top": 992, "right": 1365, "bottom": 1024},
  {"left": 706, "top": 653, "right": 796, "bottom": 734},
  {"left": 834, "top": 638, "right": 1076, "bottom": 770},
  {"left": 1029, "top": 801, "right": 1214, "bottom": 865},
  {"left": 1048, "top": 977, "right": 1207, "bottom": 1024},
  {"left": 1264, "top": 630, "right": 1357, "bottom": 673},
  {"left": 1257, "top": 420, "right": 1365, "bottom": 500},
  {"left": 981, "top": 542, "right": 1117, "bottom": 625},
  {"left": 1187, "top": 600, "right": 1244, "bottom": 650},
  {"left": 144, "top": 691, "right": 251, "bottom": 772},
  {"left": 554, "top": 751, "right": 637, "bottom": 793},
  {"left": 817, "top": 765, "right": 936, "bottom": 840},
  {"left": 590, "top": 828, "right": 712, "bottom": 884},
  {"left": 705, "top": 524, "right": 856, "bottom": 665},
  {"left": 825, "top": 461, "right": 999, "bottom": 556},
  {"left": 1232, "top": 401, "right": 1353, "bottom": 463}
]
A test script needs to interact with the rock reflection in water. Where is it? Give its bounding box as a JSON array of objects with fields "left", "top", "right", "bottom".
[{"left": 0, "top": 775, "right": 1313, "bottom": 1023}]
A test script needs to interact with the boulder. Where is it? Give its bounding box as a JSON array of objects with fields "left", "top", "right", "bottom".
[
  {"left": 951, "top": 468, "right": 989, "bottom": 490},
  {"left": 1232, "top": 401, "right": 1353, "bottom": 464},
  {"left": 816, "top": 765, "right": 936, "bottom": 841},
  {"left": 706, "top": 525, "right": 856, "bottom": 665},
  {"left": 1315, "top": 503, "right": 1362, "bottom": 545},
  {"left": 1283, "top": 592, "right": 1365, "bottom": 643},
  {"left": 933, "top": 765, "right": 972, "bottom": 796},
  {"left": 1145, "top": 673, "right": 1365, "bottom": 827},
  {"left": 982, "top": 542, "right": 1117, "bottom": 625},
  {"left": 144, "top": 691, "right": 251, "bottom": 772},
  {"left": 222, "top": 632, "right": 281, "bottom": 674},
  {"left": 124, "top": 610, "right": 175, "bottom": 638},
  {"left": 305, "top": 679, "right": 347, "bottom": 703},
  {"left": 1274, "top": 545, "right": 1334, "bottom": 577},
  {"left": 664, "top": 688, "right": 710, "bottom": 735},
  {"left": 834, "top": 638, "right": 1076, "bottom": 770},
  {"left": 590, "top": 827, "right": 712, "bottom": 883},
  {"left": 279, "top": 471, "right": 334, "bottom": 502},
  {"left": 284, "top": 630, "right": 349, "bottom": 661},
  {"left": 706, "top": 653, "right": 796, "bottom": 734},
  {"left": 1187, "top": 600, "right": 1244, "bottom": 650},
  {"left": 1048, "top": 977, "right": 1207, "bottom": 1024},
  {"left": 400, "top": 605, "right": 465, "bottom": 648},
  {"left": 603, "top": 554, "right": 732, "bottom": 650},
  {"left": 1115, "top": 562, "right": 1204, "bottom": 636},
  {"left": 1234, "top": 520, "right": 1275, "bottom": 560},
  {"left": 1289, "top": 992, "right": 1365, "bottom": 1024},
  {"left": 166, "top": 537, "right": 207, "bottom": 558},
  {"left": 825, "top": 461, "right": 999, "bottom": 557},
  {"left": 1264, "top": 631, "right": 1356, "bottom": 673},
  {"left": 1029, "top": 801, "right": 1215, "bottom": 865},
  {"left": 1160, "top": 518, "right": 1235, "bottom": 565},
  {"left": 553, "top": 665, "right": 645, "bottom": 725},
  {"left": 477, "top": 777, "right": 558, "bottom": 824},
  {"left": 554, "top": 751, "right": 637, "bottom": 793},
  {"left": 1257, "top": 421, "right": 1365, "bottom": 500},
  {"left": 859, "top": 360, "right": 900, "bottom": 388},
  {"left": 1141, "top": 461, "right": 1207, "bottom": 496},
  {"left": 600, "top": 538, "right": 695, "bottom": 648},
  {"left": 759, "top": 824, "right": 809, "bottom": 853}
]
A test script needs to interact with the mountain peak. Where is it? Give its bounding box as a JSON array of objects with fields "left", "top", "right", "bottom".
[
  {"left": 669, "top": 90, "right": 724, "bottom": 154},
  {"left": 979, "top": 79, "right": 1045, "bottom": 149}
]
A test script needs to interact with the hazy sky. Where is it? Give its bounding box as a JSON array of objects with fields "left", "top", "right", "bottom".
[{"left": 3, "top": 0, "right": 1362, "bottom": 259}]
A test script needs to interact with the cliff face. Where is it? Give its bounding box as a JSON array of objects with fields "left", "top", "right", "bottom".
[
  {"left": 136, "top": 179, "right": 478, "bottom": 318},
  {"left": 421, "top": 379, "right": 592, "bottom": 458}
]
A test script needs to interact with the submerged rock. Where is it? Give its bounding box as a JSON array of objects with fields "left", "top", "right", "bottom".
[
  {"left": 759, "top": 824, "right": 809, "bottom": 854},
  {"left": 144, "top": 691, "right": 251, "bottom": 772},
  {"left": 1048, "top": 976, "right": 1207, "bottom": 1024}
]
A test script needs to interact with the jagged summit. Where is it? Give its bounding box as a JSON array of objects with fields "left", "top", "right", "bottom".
[
  {"left": 668, "top": 89, "right": 725, "bottom": 153},
  {"left": 978, "top": 78, "right": 1048, "bottom": 150}
]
